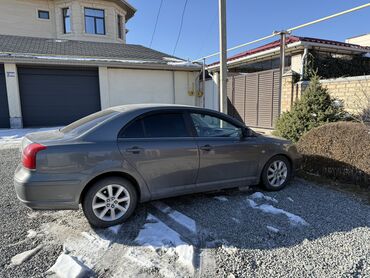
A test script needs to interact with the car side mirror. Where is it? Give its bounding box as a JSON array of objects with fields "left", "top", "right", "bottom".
[{"left": 241, "top": 127, "right": 255, "bottom": 138}]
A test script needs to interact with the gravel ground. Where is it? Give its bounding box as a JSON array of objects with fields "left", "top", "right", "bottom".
[{"left": 0, "top": 147, "right": 369, "bottom": 277}]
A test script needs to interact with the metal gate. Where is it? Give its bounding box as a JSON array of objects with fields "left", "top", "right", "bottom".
[{"left": 227, "top": 69, "right": 281, "bottom": 129}]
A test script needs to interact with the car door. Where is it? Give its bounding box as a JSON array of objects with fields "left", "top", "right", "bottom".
[
  {"left": 189, "top": 112, "right": 261, "bottom": 187},
  {"left": 117, "top": 111, "right": 199, "bottom": 198}
]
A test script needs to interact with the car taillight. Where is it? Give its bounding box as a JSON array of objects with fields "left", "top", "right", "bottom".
[{"left": 22, "top": 143, "right": 47, "bottom": 170}]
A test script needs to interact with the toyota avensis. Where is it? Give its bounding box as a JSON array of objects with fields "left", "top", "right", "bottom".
[{"left": 14, "top": 104, "right": 300, "bottom": 227}]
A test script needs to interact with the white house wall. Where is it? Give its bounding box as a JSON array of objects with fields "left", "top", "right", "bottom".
[{"left": 103, "top": 68, "right": 197, "bottom": 107}]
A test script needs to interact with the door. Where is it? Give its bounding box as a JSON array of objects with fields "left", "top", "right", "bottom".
[
  {"left": 18, "top": 66, "right": 101, "bottom": 127},
  {"left": 117, "top": 111, "right": 199, "bottom": 198},
  {"left": 189, "top": 112, "right": 260, "bottom": 186},
  {"left": 0, "top": 65, "right": 10, "bottom": 128}
]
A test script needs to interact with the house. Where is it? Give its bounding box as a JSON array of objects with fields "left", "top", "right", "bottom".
[
  {"left": 206, "top": 35, "right": 370, "bottom": 129},
  {"left": 0, "top": 0, "right": 201, "bottom": 129}
]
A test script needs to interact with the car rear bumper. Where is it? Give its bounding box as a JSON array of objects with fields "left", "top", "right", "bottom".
[{"left": 14, "top": 165, "right": 80, "bottom": 210}]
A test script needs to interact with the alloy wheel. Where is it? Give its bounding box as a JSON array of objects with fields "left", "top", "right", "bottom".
[
  {"left": 92, "top": 184, "right": 130, "bottom": 222},
  {"left": 267, "top": 160, "right": 288, "bottom": 187}
]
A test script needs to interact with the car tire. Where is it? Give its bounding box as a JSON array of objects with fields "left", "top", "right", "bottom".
[
  {"left": 261, "top": 155, "right": 292, "bottom": 191},
  {"left": 82, "top": 177, "right": 138, "bottom": 228}
]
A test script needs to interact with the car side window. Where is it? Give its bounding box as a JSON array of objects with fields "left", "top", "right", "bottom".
[
  {"left": 121, "top": 119, "right": 145, "bottom": 138},
  {"left": 190, "top": 113, "right": 242, "bottom": 138},
  {"left": 120, "top": 113, "right": 190, "bottom": 138},
  {"left": 143, "top": 113, "right": 190, "bottom": 138}
]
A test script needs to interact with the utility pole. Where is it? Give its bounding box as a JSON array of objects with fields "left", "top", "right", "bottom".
[
  {"left": 273, "top": 30, "right": 290, "bottom": 105},
  {"left": 219, "top": 0, "right": 228, "bottom": 114}
]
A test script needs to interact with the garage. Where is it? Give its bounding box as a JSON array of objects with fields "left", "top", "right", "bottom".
[
  {"left": 0, "top": 65, "right": 10, "bottom": 128},
  {"left": 18, "top": 67, "right": 101, "bottom": 127}
]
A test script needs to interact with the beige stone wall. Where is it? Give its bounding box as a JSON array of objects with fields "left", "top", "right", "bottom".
[
  {"left": 282, "top": 75, "right": 370, "bottom": 116},
  {"left": 0, "top": 0, "right": 127, "bottom": 43},
  {"left": 320, "top": 76, "right": 370, "bottom": 115}
]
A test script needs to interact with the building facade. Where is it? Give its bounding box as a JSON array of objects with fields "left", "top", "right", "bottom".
[{"left": 0, "top": 0, "right": 201, "bottom": 129}]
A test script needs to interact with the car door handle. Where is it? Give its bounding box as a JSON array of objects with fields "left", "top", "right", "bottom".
[
  {"left": 200, "top": 144, "right": 213, "bottom": 151},
  {"left": 125, "top": 147, "right": 143, "bottom": 154}
]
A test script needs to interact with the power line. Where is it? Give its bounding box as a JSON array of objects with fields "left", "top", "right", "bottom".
[
  {"left": 196, "top": 12, "right": 218, "bottom": 58},
  {"left": 150, "top": 0, "right": 164, "bottom": 47},
  {"left": 193, "top": 2, "right": 370, "bottom": 62},
  {"left": 173, "top": 0, "right": 189, "bottom": 55}
]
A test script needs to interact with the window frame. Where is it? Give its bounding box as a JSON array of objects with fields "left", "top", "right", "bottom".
[
  {"left": 38, "top": 10, "right": 50, "bottom": 20},
  {"left": 62, "top": 7, "right": 71, "bottom": 34},
  {"left": 117, "top": 14, "right": 123, "bottom": 39},
  {"left": 84, "top": 7, "right": 106, "bottom": 35},
  {"left": 118, "top": 110, "right": 194, "bottom": 139}
]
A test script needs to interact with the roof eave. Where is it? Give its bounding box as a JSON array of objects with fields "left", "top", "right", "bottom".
[
  {"left": 113, "top": 0, "right": 136, "bottom": 21},
  {"left": 207, "top": 40, "right": 370, "bottom": 71},
  {"left": 0, "top": 53, "right": 200, "bottom": 71}
]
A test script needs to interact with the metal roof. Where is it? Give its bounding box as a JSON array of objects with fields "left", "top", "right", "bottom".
[{"left": 209, "top": 36, "right": 370, "bottom": 68}]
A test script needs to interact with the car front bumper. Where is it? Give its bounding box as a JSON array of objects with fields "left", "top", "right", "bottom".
[{"left": 14, "top": 165, "right": 81, "bottom": 210}]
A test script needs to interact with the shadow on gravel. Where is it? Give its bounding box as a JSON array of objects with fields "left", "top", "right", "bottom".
[{"left": 91, "top": 178, "right": 370, "bottom": 253}]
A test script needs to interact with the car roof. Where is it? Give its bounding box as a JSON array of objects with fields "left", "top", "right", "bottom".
[
  {"left": 108, "top": 104, "right": 246, "bottom": 128},
  {"left": 110, "top": 103, "right": 196, "bottom": 112}
]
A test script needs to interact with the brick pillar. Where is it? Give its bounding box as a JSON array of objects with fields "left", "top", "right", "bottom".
[{"left": 280, "top": 70, "right": 295, "bottom": 112}]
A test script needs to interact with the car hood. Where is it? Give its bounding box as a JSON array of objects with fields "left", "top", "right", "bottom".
[{"left": 256, "top": 133, "right": 292, "bottom": 145}]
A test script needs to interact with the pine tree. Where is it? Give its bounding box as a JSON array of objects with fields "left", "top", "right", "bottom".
[{"left": 275, "top": 74, "right": 347, "bottom": 142}]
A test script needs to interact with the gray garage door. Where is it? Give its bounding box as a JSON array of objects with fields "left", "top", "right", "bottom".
[
  {"left": 18, "top": 67, "right": 101, "bottom": 127},
  {"left": 0, "top": 65, "right": 10, "bottom": 128}
]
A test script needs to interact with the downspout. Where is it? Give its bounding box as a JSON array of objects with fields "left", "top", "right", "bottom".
[{"left": 300, "top": 47, "right": 308, "bottom": 80}]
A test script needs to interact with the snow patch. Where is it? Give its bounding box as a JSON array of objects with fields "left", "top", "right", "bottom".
[
  {"left": 81, "top": 231, "right": 111, "bottom": 249},
  {"left": 231, "top": 217, "right": 240, "bottom": 224},
  {"left": 152, "top": 201, "right": 197, "bottom": 233},
  {"left": 10, "top": 245, "right": 43, "bottom": 266},
  {"left": 247, "top": 199, "right": 309, "bottom": 226},
  {"left": 162, "top": 57, "right": 184, "bottom": 62},
  {"left": 287, "top": 197, "right": 294, "bottom": 202},
  {"left": 135, "top": 214, "right": 194, "bottom": 273},
  {"left": 26, "top": 230, "right": 38, "bottom": 239},
  {"left": 108, "top": 224, "right": 122, "bottom": 234},
  {"left": 250, "top": 192, "right": 278, "bottom": 203},
  {"left": 47, "top": 253, "right": 93, "bottom": 278},
  {"left": 266, "top": 225, "right": 280, "bottom": 233},
  {"left": 213, "top": 196, "right": 228, "bottom": 202}
]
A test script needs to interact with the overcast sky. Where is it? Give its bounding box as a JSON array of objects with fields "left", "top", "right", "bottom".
[{"left": 126, "top": 0, "right": 370, "bottom": 62}]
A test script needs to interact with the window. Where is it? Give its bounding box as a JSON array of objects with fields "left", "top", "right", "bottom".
[
  {"left": 38, "top": 10, "right": 50, "bottom": 20},
  {"left": 84, "top": 8, "right": 105, "bottom": 35},
  {"left": 117, "top": 14, "right": 123, "bottom": 39},
  {"left": 62, "top": 8, "right": 71, "bottom": 33},
  {"left": 120, "top": 113, "right": 190, "bottom": 138},
  {"left": 61, "top": 109, "right": 118, "bottom": 135},
  {"left": 121, "top": 120, "right": 145, "bottom": 138},
  {"left": 190, "top": 113, "right": 242, "bottom": 138}
]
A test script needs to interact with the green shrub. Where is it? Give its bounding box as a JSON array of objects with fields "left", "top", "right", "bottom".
[{"left": 274, "top": 74, "right": 348, "bottom": 142}]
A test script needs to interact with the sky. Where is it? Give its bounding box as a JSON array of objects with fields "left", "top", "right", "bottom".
[{"left": 126, "top": 0, "right": 370, "bottom": 63}]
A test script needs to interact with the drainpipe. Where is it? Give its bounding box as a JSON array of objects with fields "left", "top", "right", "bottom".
[
  {"left": 300, "top": 47, "right": 308, "bottom": 80},
  {"left": 202, "top": 58, "right": 206, "bottom": 108}
]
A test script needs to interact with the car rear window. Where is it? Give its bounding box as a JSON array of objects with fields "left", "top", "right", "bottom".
[{"left": 61, "top": 109, "right": 118, "bottom": 135}]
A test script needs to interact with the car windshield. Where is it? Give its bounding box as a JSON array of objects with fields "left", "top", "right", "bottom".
[{"left": 60, "top": 109, "right": 118, "bottom": 135}]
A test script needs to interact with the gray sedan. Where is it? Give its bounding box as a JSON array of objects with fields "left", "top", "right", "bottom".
[{"left": 14, "top": 104, "right": 300, "bottom": 227}]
